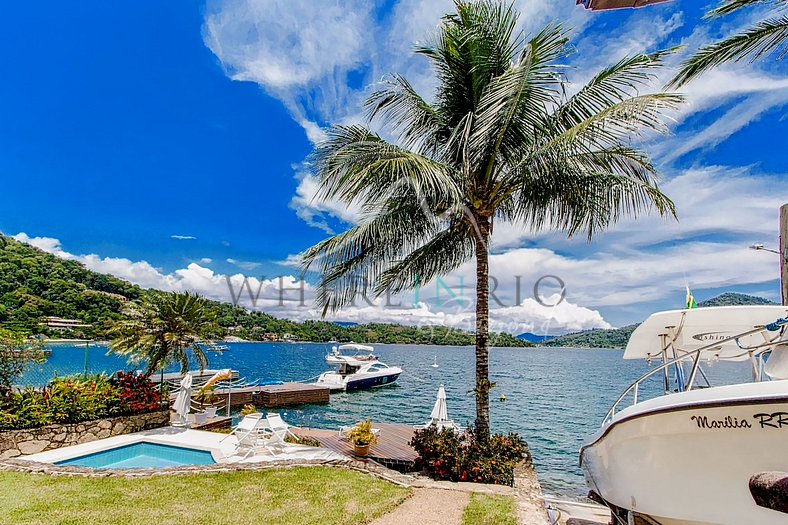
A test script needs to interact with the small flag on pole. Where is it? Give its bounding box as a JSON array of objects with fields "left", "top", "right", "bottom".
[{"left": 685, "top": 286, "right": 697, "bottom": 309}]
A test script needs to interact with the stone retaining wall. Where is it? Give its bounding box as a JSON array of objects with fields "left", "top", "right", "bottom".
[
  {"left": 0, "top": 456, "right": 412, "bottom": 487},
  {"left": 0, "top": 410, "right": 170, "bottom": 459}
]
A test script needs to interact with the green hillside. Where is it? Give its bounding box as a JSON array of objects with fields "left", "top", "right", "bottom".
[
  {"left": 0, "top": 235, "right": 529, "bottom": 347},
  {"left": 544, "top": 292, "right": 779, "bottom": 349}
]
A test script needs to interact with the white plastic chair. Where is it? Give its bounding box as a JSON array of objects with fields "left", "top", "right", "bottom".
[
  {"left": 221, "top": 413, "right": 266, "bottom": 458},
  {"left": 262, "top": 413, "right": 300, "bottom": 453}
]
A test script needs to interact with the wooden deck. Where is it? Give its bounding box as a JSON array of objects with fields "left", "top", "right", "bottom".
[{"left": 294, "top": 422, "right": 418, "bottom": 472}]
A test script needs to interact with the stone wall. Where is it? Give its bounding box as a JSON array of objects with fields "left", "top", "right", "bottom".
[{"left": 0, "top": 410, "right": 170, "bottom": 459}]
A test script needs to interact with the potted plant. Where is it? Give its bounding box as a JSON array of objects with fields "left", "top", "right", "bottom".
[
  {"left": 194, "top": 386, "right": 219, "bottom": 417},
  {"left": 349, "top": 419, "right": 377, "bottom": 457}
]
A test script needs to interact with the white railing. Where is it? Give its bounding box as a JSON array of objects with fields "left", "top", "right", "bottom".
[{"left": 602, "top": 318, "right": 788, "bottom": 426}]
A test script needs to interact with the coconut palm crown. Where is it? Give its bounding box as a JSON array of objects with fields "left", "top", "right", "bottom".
[
  {"left": 302, "top": 0, "right": 681, "bottom": 438},
  {"left": 670, "top": 0, "right": 788, "bottom": 88},
  {"left": 110, "top": 291, "right": 219, "bottom": 376}
]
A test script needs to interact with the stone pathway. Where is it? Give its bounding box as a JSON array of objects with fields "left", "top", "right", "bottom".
[{"left": 371, "top": 488, "right": 470, "bottom": 525}]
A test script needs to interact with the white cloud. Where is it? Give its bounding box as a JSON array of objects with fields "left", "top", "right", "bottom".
[
  {"left": 170, "top": 235, "right": 197, "bottom": 240},
  {"left": 199, "top": 257, "right": 213, "bottom": 264},
  {"left": 11, "top": 231, "right": 614, "bottom": 334}
]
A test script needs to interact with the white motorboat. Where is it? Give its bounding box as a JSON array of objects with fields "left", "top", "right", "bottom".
[
  {"left": 580, "top": 305, "right": 788, "bottom": 525},
  {"left": 313, "top": 344, "right": 402, "bottom": 391}
]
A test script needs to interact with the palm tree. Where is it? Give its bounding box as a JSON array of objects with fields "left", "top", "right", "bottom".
[
  {"left": 110, "top": 291, "right": 219, "bottom": 377},
  {"left": 670, "top": 0, "right": 788, "bottom": 88},
  {"left": 301, "top": 0, "right": 680, "bottom": 439}
]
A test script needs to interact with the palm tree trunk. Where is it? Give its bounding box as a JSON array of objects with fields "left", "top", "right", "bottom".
[{"left": 474, "top": 216, "right": 491, "bottom": 440}]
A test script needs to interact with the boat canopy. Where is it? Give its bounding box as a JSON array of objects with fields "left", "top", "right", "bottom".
[
  {"left": 624, "top": 305, "right": 788, "bottom": 361},
  {"left": 577, "top": 0, "right": 672, "bottom": 10},
  {"left": 337, "top": 343, "right": 374, "bottom": 352}
]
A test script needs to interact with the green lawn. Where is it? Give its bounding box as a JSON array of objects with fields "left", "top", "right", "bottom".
[
  {"left": 462, "top": 493, "right": 518, "bottom": 525},
  {"left": 0, "top": 467, "right": 410, "bottom": 525}
]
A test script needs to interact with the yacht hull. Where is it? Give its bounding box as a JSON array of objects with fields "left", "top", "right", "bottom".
[
  {"left": 345, "top": 372, "right": 401, "bottom": 391},
  {"left": 581, "top": 390, "right": 788, "bottom": 525}
]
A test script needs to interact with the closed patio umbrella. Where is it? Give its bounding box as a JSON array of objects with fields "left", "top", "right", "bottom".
[
  {"left": 430, "top": 384, "right": 448, "bottom": 423},
  {"left": 172, "top": 373, "right": 193, "bottom": 427}
]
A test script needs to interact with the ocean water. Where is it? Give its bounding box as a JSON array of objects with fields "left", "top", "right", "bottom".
[{"left": 21, "top": 342, "right": 752, "bottom": 496}]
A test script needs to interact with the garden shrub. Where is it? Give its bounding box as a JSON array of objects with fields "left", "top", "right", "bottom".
[
  {"left": 0, "top": 371, "right": 161, "bottom": 430},
  {"left": 410, "top": 426, "right": 527, "bottom": 486}
]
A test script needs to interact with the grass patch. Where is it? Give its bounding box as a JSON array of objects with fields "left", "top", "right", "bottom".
[
  {"left": 462, "top": 493, "right": 518, "bottom": 525},
  {"left": 0, "top": 467, "right": 410, "bottom": 525}
]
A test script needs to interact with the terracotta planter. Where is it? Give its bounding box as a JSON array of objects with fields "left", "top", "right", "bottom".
[{"left": 353, "top": 443, "right": 371, "bottom": 457}]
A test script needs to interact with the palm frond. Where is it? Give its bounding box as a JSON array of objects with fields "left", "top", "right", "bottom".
[
  {"left": 552, "top": 49, "right": 678, "bottom": 132},
  {"left": 669, "top": 15, "right": 788, "bottom": 88},
  {"left": 310, "top": 125, "right": 463, "bottom": 208},
  {"left": 511, "top": 165, "right": 675, "bottom": 240},
  {"left": 302, "top": 195, "right": 445, "bottom": 312},
  {"left": 707, "top": 0, "right": 785, "bottom": 18},
  {"left": 365, "top": 74, "right": 447, "bottom": 156},
  {"left": 468, "top": 24, "right": 571, "bottom": 178},
  {"left": 375, "top": 221, "right": 475, "bottom": 296},
  {"left": 545, "top": 93, "right": 684, "bottom": 150}
]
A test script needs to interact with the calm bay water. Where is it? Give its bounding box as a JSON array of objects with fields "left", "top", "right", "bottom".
[{"left": 21, "top": 342, "right": 752, "bottom": 496}]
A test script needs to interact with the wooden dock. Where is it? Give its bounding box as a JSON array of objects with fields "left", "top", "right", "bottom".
[
  {"left": 214, "top": 382, "right": 330, "bottom": 409},
  {"left": 294, "top": 422, "right": 419, "bottom": 472},
  {"left": 173, "top": 382, "right": 330, "bottom": 410}
]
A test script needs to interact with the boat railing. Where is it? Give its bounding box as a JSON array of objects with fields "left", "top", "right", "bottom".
[{"left": 603, "top": 318, "right": 788, "bottom": 426}]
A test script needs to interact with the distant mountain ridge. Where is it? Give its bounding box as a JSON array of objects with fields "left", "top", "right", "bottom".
[
  {"left": 516, "top": 332, "right": 555, "bottom": 343},
  {"left": 544, "top": 293, "right": 779, "bottom": 349}
]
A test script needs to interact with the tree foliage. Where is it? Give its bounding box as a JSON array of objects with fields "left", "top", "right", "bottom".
[
  {"left": 670, "top": 0, "right": 788, "bottom": 87},
  {"left": 302, "top": 0, "right": 680, "bottom": 437},
  {"left": 109, "top": 291, "right": 219, "bottom": 376},
  {"left": 0, "top": 328, "right": 46, "bottom": 396}
]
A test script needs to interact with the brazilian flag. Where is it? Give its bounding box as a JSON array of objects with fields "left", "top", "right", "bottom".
[{"left": 685, "top": 286, "right": 697, "bottom": 309}]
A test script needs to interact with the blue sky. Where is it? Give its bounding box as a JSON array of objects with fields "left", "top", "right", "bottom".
[{"left": 2, "top": 1, "right": 787, "bottom": 334}]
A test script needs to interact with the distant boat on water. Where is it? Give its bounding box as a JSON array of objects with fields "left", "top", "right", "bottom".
[{"left": 431, "top": 355, "right": 439, "bottom": 368}]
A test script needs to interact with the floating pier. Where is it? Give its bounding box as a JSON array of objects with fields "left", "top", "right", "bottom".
[
  {"left": 215, "top": 382, "right": 330, "bottom": 409},
  {"left": 293, "top": 422, "right": 418, "bottom": 472}
]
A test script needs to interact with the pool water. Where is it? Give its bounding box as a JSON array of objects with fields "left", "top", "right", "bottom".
[{"left": 56, "top": 442, "right": 216, "bottom": 469}]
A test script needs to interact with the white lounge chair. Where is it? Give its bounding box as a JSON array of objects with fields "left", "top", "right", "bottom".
[
  {"left": 221, "top": 413, "right": 266, "bottom": 459},
  {"left": 414, "top": 419, "right": 463, "bottom": 432},
  {"left": 260, "top": 413, "right": 299, "bottom": 453}
]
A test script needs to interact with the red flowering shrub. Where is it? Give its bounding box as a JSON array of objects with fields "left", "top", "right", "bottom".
[
  {"left": 410, "top": 427, "right": 527, "bottom": 486},
  {"left": 110, "top": 371, "right": 162, "bottom": 414},
  {"left": 0, "top": 371, "right": 162, "bottom": 430}
]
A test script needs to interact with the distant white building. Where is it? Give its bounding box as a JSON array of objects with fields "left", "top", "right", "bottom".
[{"left": 41, "top": 317, "right": 91, "bottom": 331}]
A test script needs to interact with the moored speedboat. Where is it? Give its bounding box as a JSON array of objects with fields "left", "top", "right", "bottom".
[
  {"left": 313, "top": 344, "right": 402, "bottom": 391},
  {"left": 580, "top": 305, "right": 788, "bottom": 525}
]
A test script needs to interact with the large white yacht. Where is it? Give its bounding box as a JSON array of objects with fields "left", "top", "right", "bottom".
[
  {"left": 580, "top": 305, "right": 788, "bottom": 525},
  {"left": 313, "top": 344, "right": 402, "bottom": 391}
]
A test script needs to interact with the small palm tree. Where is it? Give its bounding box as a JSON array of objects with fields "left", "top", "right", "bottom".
[
  {"left": 110, "top": 291, "right": 218, "bottom": 377},
  {"left": 302, "top": 1, "right": 681, "bottom": 439},
  {"left": 670, "top": 0, "right": 788, "bottom": 87}
]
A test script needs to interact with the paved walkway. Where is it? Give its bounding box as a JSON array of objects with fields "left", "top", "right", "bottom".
[{"left": 371, "top": 488, "right": 470, "bottom": 525}]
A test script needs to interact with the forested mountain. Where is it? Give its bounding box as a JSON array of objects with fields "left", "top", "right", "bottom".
[
  {"left": 544, "top": 293, "right": 778, "bottom": 348},
  {"left": 0, "top": 235, "right": 528, "bottom": 347}
]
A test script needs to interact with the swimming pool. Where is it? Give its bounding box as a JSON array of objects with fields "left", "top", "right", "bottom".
[{"left": 55, "top": 442, "right": 217, "bottom": 469}]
